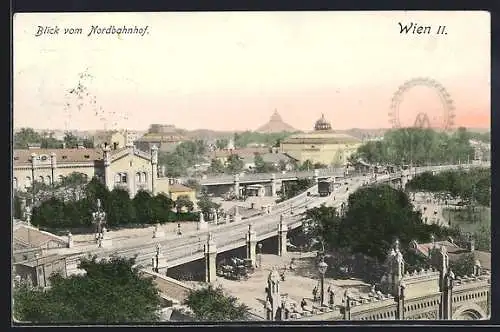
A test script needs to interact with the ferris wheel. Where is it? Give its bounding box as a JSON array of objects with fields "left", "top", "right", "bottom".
[{"left": 388, "top": 77, "right": 455, "bottom": 131}]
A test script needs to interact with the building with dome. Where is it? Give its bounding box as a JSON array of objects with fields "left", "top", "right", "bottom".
[{"left": 279, "top": 114, "right": 362, "bottom": 166}]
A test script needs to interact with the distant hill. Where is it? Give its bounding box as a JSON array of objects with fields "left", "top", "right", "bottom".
[{"left": 256, "top": 110, "right": 297, "bottom": 133}]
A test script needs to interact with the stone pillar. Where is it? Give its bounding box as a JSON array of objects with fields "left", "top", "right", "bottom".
[
  {"left": 100, "top": 227, "right": 112, "bottom": 248},
  {"left": 50, "top": 152, "right": 57, "bottom": 187},
  {"left": 278, "top": 214, "right": 288, "bottom": 256},
  {"left": 442, "top": 271, "right": 454, "bottom": 319},
  {"left": 103, "top": 145, "right": 112, "bottom": 191},
  {"left": 213, "top": 209, "right": 219, "bottom": 225},
  {"left": 204, "top": 233, "right": 217, "bottom": 283},
  {"left": 67, "top": 232, "right": 73, "bottom": 248},
  {"left": 152, "top": 243, "right": 168, "bottom": 274},
  {"left": 233, "top": 174, "right": 240, "bottom": 197},
  {"left": 246, "top": 224, "right": 257, "bottom": 267},
  {"left": 127, "top": 171, "right": 134, "bottom": 197},
  {"left": 233, "top": 206, "right": 242, "bottom": 223},
  {"left": 151, "top": 145, "right": 158, "bottom": 196},
  {"left": 153, "top": 223, "right": 164, "bottom": 238},
  {"left": 271, "top": 174, "right": 277, "bottom": 197},
  {"left": 197, "top": 212, "right": 208, "bottom": 231},
  {"left": 313, "top": 169, "right": 320, "bottom": 184},
  {"left": 396, "top": 284, "right": 405, "bottom": 320}
]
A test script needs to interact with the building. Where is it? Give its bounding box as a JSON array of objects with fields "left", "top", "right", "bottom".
[
  {"left": 280, "top": 114, "right": 362, "bottom": 166},
  {"left": 92, "top": 130, "right": 127, "bottom": 150},
  {"left": 135, "top": 124, "right": 186, "bottom": 152},
  {"left": 410, "top": 237, "right": 491, "bottom": 272},
  {"left": 168, "top": 182, "right": 197, "bottom": 207},
  {"left": 256, "top": 109, "right": 297, "bottom": 133},
  {"left": 13, "top": 144, "right": 170, "bottom": 199}
]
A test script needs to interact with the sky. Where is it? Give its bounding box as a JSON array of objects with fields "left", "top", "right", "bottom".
[{"left": 13, "top": 11, "right": 490, "bottom": 132}]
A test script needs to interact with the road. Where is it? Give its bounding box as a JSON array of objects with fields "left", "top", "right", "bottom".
[{"left": 65, "top": 163, "right": 486, "bottom": 272}]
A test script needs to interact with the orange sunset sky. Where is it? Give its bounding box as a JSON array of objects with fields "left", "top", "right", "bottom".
[{"left": 13, "top": 11, "right": 490, "bottom": 132}]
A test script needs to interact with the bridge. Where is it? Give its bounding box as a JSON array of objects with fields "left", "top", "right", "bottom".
[
  {"left": 194, "top": 168, "right": 345, "bottom": 186},
  {"left": 63, "top": 163, "right": 486, "bottom": 280}
]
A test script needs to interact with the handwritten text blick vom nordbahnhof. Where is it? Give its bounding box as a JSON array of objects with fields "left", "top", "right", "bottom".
[{"left": 35, "top": 25, "right": 150, "bottom": 37}]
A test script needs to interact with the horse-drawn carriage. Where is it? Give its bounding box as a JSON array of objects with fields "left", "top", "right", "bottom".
[{"left": 216, "top": 257, "right": 254, "bottom": 280}]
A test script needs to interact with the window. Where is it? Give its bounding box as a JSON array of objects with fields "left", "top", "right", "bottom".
[
  {"left": 46, "top": 176, "right": 51, "bottom": 183},
  {"left": 39, "top": 176, "right": 44, "bottom": 183},
  {"left": 13, "top": 177, "right": 17, "bottom": 189},
  {"left": 62, "top": 156, "right": 68, "bottom": 160},
  {"left": 142, "top": 172, "right": 147, "bottom": 183},
  {"left": 14, "top": 156, "right": 19, "bottom": 160},
  {"left": 25, "top": 176, "right": 32, "bottom": 188},
  {"left": 84, "top": 155, "right": 90, "bottom": 159},
  {"left": 115, "top": 174, "right": 121, "bottom": 183},
  {"left": 136, "top": 172, "right": 141, "bottom": 183},
  {"left": 40, "top": 155, "right": 48, "bottom": 161},
  {"left": 121, "top": 173, "right": 128, "bottom": 184}
]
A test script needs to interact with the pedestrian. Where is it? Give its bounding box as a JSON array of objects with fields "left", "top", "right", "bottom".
[
  {"left": 301, "top": 298, "right": 307, "bottom": 311},
  {"left": 312, "top": 286, "right": 318, "bottom": 301}
]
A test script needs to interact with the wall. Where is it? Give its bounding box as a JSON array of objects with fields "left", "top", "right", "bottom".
[
  {"left": 108, "top": 151, "right": 153, "bottom": 196},
  {"left": 280, "top": 142, "right": 360, "bottom": 165},
  {"left": 13, "top": 164, "right": 96, "bottom": 191},
  {"left": 140, "top": 269, "right": 193, "bottom": 303}
]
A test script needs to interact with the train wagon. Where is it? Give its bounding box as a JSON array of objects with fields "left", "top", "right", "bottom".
[{"left": 318, "top": 178, "right": 336, "bottom": 196}]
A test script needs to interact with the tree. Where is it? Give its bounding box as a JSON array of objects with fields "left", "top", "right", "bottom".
[
  {"left": 449, "top": 253, "right": 476, "bottom": 277},
  {"left": 13, "top": 195, "right": 23, "bottom": 219},
  {"left": 133, "top": 190, "right": 154, "bottom": 224},
  {"left": 197, "top": 193, "right": 221, "bottom": 220},
  {"left": 63, "top": 132, "right": 80, "bottom": 149},
  {"left": 59, "top": 172, "right": 88, "bottom": 201},
  {"left": 13, "top": 257, "right": 162, "bottom": 323},
  {"left": 303, "top": 185, "right": 454, "bottom": 262},
  {"left": 31, "top": 197, "right": 67, "bottom": 228},
  {"left": 226, "top": 154, "right": 244, "bottom": 174},
  {"left": 279, "top": 178, "right": 314, "bottom": 201},
  {"left": 215, "top": 138, "right": 229, "bottom": 150},
  {"left": 208, "top": 158, "right": 225, "bottom": 174},
  {"left": 175, "top": 195, "right": 194, "bottom": 214},
  {"left": 106, "top": 188, "right": 136, "bottom": 226},
  {"left": 14, "top": 128, "right": 42, "bottom": 149},
  {"left": 302, "top": 204, "right": 342, "bottom": 252},
  {"left": 352, "top": 128, "right": 475, "bottom": 166},
  {"left": 184, "top": 284, "right": 250, "bottom": 321},
  {"left": 151, "top": 193, "right": 175, "bottom": 223},
  {"left": 299, "top": 159, "right": 314, "bottom": 171}
]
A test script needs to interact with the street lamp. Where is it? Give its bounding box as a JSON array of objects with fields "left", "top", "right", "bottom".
[
  {"left": 91, "top": 199, "right": 106, "bottom": 242},
  {"left": 25, "top": 205, "right": 32, "bottom": 226},
  {"left": 318, "top": 257, "right": 328, "bottom": 307}
]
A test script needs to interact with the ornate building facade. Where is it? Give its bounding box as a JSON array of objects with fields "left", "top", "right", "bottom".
[
  {"left": 13, "top": 143, "right": 170, "bottom": 199},
  {"left": 343, "top": 240, "right": 490, "bottom": 320},
  {"left": 279, "top": 114, "right": 362, "bottom": 166}
]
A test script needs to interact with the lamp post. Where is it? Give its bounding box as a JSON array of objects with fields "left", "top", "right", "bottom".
[
  {"left": 91, "top": 198, "right": 106, "bottom": 242},
  {"left": 25, "top": 205, "right": 32, "bottom": 226},
  {"left": 257, "top": 243, "right": 263, "bottom": 268},
  {"left": 318, "top": 257, "right": 328, "bottom": 307}
]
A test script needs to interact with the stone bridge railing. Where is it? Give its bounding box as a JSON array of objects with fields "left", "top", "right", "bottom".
[
  {"left": 139, "top": 269, "right": 193, "bottom": 303},
  {"left": 67, "top": 164, "right": 484, "bottom": 272}
]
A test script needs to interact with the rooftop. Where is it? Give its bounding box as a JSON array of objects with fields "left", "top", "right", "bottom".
[
  {"left": 169, "top": 183, "right": 195, "bottom": 193},
  {"left": 13, "top": 224, "right": 68, "bottom": 249},
  {"left": 281, "top": 132, "right": 361, "bottom": 145}
]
